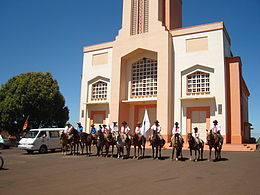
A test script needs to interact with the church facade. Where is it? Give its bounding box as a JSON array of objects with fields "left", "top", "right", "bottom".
[{"left": 79, "top": 0, "right": 251, "bottom": 144}]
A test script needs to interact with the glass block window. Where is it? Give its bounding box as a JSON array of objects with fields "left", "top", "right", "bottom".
[
  {"left": 187, "top": 71, "right": 210, "bottom": 94},
  {"left": 131, "top": 58, "right": 157, "bottom": 97},
  {"left": 131, "top": 0, "right": 149, "bottom": 35},
  {"left": 92, "top": 81, "right": 107, "bottom": 100}
]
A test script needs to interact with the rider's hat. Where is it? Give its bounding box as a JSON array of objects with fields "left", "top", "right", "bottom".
[
  {"left": 77, "top": 122, "right": 81, "bottom": 125},
  {"left": 194, "top": 127, "right": 198, "bottom": 131},
  {"left": 154, "top": 120, "right": 159, "bottom": 124},
  {"left": 113, "top": 121, "right": 117, "bottom": 124},
  {"left": 213, "top": 120, "right": 218, "bottom": 125},
  {"left": 122, "top": 121, "right": 127, "bottom": 125},
  {"left": 103, "top": 124, "right": 107, "bottom": 126},
  {"left": 175, "top": 122, "right": 179, "bottom": 126},
  {"left": 91, "top": 124, "right": 95, "bottom": 127}
]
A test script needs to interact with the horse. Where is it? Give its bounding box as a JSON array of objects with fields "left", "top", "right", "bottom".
[
  {"left": 150, "top": 131, "right": 165, "bottom": 159},
  {"left": 96, "top": 131, "right": 109, "bottom": 156},
  {"left": 60, "top": 131, "right": 71, "bottom": 155},
  {"left": 68, "top": 128, "right": 81, "bottom": 155},
  {"left": 206, "top": 130, "right": 223, "bottom": 161},
  {"left": 104, "top": 132, "right": 116, "bottom": 157},
  {"left": 187, "top": 133, "right": 204, "bottom": 162},
  {"left": 132, "top": 133, "right": 146, "bottom": 159},
  {"left": 79, "top": 132, "right": 92, "bottom": 155},
  {"left": 171, "top": 133, "right": 184, "bottom": 161},
  {"left": 115, "top": 132, "right": 131, "bottom": 159}
]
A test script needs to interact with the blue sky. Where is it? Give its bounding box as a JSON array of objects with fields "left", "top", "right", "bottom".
[{"left": 0, "top": 0, "right": 259, "bottom": 139}]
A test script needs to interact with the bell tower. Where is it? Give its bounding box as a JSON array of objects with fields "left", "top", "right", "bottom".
[{"left": 118, "top": 0, "right": 182, "bottom": 38}]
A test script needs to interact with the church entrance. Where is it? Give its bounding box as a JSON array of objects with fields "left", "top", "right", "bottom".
[
  {"left": 187, "top": 107, "right": 210, "bottom": 142},
  {"left": 90, "top": 111, "right": 106, "bottom": 129},
  {"left": 191, "top": 111, "right": 207, "bottom": 142}
]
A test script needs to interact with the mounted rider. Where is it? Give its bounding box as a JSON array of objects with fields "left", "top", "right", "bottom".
[
  {"left": 102, "top": 124, "right": 110, "bottom": 135},
  {"left": 150, "top": 120, "right": 163, "bottom": 141},
  {"left": 120, "top": 121, "right": 131, "bottom": 140},
  {"left": 210, "top": 120, "right": 223, "bottom": 144},
  {"left": 192, "top": 127, "right": 201, "bottom": 145},
  {"left": 64, "top": 123, "right": 73, "bottom": 134},
  {"left": 111, "top": 121, "right": 118, "bottom": 133},
  {"left": 134, "top": 122, "right": 143, "bottom": 141},
  {"left": 90, "top": 124, "right": 97, "bottom": 134},
  {"left": 170, "top": 122, "right": 183, "bottom": 147},
  {"left": 77, "top": 122, "right": 83, "bottom": 133}
]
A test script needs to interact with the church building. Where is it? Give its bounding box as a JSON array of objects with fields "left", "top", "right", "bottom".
[{"left": 79, "top": 0, "right": 251, "bottom": 144}]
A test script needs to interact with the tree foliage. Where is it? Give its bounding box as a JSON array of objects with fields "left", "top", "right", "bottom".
[{"left": 0, "top": 72, "right": 69, "bottom": 134}]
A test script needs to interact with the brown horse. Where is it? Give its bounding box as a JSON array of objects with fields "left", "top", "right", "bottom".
[
  {"left": 115, "top": 132, "right": 131, "bottom": 159},
  {"left": 104, "top": 132, "right": 116, "bottom": 157},
  {"left": 60, "top": 132, "right": 71, "bottom": 155},
  {"left": 206, "top": 131, "right": 223, "bottom": 161},
  {"left": 68, "top": 128, "right": 81, "bottom": 155},
  {"left": 187, "top": 133, "right": 204, "bottom": 162},
  {"left": 132, "top": 133, "right": 146, "bottom": 159},
  {"left": 79, "top": 132, "right": 92, "bottom": 155},
  {"left": 150, "top": 131, "right": 165, "bottom": 159},
  {"left": 96, "top": 130, "right": 106, "bottom": 157},
  {"left": 171, "top": 134, "right": 184, "bottom": 161}
]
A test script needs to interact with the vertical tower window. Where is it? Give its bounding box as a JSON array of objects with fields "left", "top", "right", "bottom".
[{"left": 131, "top": 0, "right": 149, "bottom": 35}]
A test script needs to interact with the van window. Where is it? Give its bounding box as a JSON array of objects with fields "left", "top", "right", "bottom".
[
  {"left": 24, "top": 131, "right": 39, "bottom": 138},
  {"left": 38, "top": 131, "right": 47, "bottom": 138},
  {"left": 49, "top": 131, "right": 59, "bottom": 138}
]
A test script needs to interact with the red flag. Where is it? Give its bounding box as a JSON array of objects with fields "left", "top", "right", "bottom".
[
  {"left": 23, "top": 120, "right": 28, "bottom": 131},
  {"left": 23, "top": 116, "right": 29, "bottom": 131}
]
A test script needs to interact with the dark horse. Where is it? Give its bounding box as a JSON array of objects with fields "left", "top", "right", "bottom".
[
  {"left": 206, "top": 131, "right": 223, "bottom": 161},
  {"left": 187, "top": 133, "right": 204, "bottom": 162},
  {"left": 132, "top": 133, "right": 146, "bottom": 159},
  {"left": 171, "top": 134, "right": 184, "bottom": 161},
  {"left": 150, "top": 131, "right": 165, "bottom": 159},
  {"left": 115, "top": 132, "right": 131, "bottom": 159},
  {"left": 96, "top": 130, "right": 107, "bottom": 157},
  {"left": 68, "top": 128, "right": 81, "bottom": 155},
  {"left": 104, "top": 132, "right": 117, "bottom": 157},
  {"left": 79, "top": 132, "right": 92, "bottom": 155}
]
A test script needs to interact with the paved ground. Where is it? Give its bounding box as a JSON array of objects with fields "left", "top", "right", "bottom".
[{"left": 0, "top": 147, "right": 259, "bottom": 195}]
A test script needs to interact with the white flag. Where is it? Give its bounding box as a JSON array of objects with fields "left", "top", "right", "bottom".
[{"left": 141, "top": 109, "right": 151, "bottom": 136}]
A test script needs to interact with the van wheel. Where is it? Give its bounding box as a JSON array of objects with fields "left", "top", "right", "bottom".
[
  {"left": 27, "top": 150, "right": 34, "bottom": 154},
  {"left": 0, "top": 144, "right": 4, "bottom": 150},
  {"left": 39, "top": 145, "right": 47, "bottom": 154}
]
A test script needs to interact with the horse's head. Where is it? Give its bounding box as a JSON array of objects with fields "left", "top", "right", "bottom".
[
  {"left": 187, "top": 133, "right": 193, "bottom": 142},
  {"left": 206, "top": 130, "right": 214, "bottom": 142}
]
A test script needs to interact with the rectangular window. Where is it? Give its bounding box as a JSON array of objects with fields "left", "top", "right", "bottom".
[
  {"left": 81, "top": 110, "right": 84, "bottom": 118},
  {"left": 218, "top": 104, "right": 222, "bottom": 115},
  {"left": 187, "top": 71, "right": 210, "bottom": 94},
  {"left": 186, "top": 37, "right": 208, "bottom": 53},
  {"left": 131, "top": 58, "right": 157, "bottom": 97}
]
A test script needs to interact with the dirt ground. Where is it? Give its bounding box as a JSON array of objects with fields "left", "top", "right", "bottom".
[{"left": 0, "top": 147, "right": 259, "bottom": 195}]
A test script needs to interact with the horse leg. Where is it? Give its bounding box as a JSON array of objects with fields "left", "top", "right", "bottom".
[
  {"left": 171, "top": 147, "right": 174, "bottom": 161},
  {"left": 194, "top": 150, "right": 197, "bottom": 162},
  {"left": 158, "top": 147, "right": 161, "bottom": 160},
  {"left": 111, "top": 145, "right": 114, "bottom": 158},
  {"left": 209, "top": 148, "right": 212, "bottom": 161},
  {"left": 152, "top": 146, "right": 155, "bottom": 159},
  {"left": 201, "top": 147, "right": 204, "bottom": 160},
  {"left": 142, "top": 145, "right": 145, "bottom": 159},
  {"left": 190, "top": 149, "right": 192, "bottom": 161},
  {"left": 133, "top": 146, "right": 136, "bottom": 159}
]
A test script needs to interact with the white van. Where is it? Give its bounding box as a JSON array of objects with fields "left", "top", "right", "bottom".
[{"left": 18, "top": 128, "right": 65, "bottom": 154}]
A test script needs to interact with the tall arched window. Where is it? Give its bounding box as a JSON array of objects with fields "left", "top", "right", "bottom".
[
  {"left": 131, "top": 58, "right": 157, "bottom": 97},
  {"left": 91, "top": 81, "right": 107, "bottom": 100},
  {"left": 187, "top": 71, "right": 210, "bottom": 94}
]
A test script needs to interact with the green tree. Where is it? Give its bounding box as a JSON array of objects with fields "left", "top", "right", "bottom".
[{"left": 0, "top": 72, "right": 69, "bottom": 135}]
